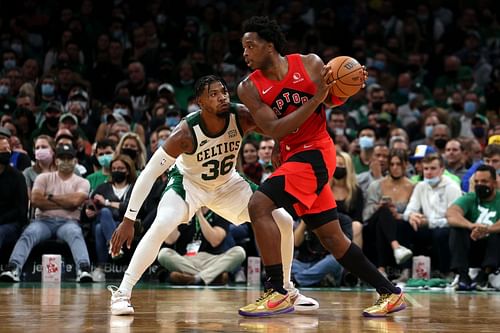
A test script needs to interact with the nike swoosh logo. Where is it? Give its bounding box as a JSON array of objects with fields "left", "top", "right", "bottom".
[
  {"left": 386, "top": 293, "right": 403, "bottom": 312},
  {"left": 129, "top": 209, "right": 137, "bottom": 212},
  {"left": 267, "top": 294, "right": 289, "bottom": 309},
  {"left": 304, "top": 144, "right": 313, "bottom": 149},
  {"left": 262, "top": 87, "right": 272, "bottom": 94}
]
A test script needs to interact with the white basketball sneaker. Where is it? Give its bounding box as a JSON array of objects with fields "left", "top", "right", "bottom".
[
  {"left": 108, "top": 285, "right": 134, "bottom": 315},
  {"left": 285, "top": 282, "right": 319, "bottom": 311}
]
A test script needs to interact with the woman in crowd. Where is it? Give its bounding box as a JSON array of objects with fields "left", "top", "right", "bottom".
[
  {"left": 115, "top": 132, "right": 147, "bottom": 172},
  {"left": 362, "top": 149, "right": 415, "bottom": 280},
  {"left": 86, "top": 154, "right": 137, "bottom": 281},
  {"left": 23, "top": 135, "right": 57, "bottom": 199},
  {"left": 237, "top": 139, "right": 263, "bottom": 185},
  {"left": 329, "top": 151, "right": 364, "bottom": 248}
]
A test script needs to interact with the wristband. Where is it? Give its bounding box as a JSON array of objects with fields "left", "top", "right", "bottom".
[{"left": 105, "top": 199, "right": 110, "bottom": 207}]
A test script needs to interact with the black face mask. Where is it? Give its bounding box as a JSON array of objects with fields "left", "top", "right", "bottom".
[
  {"left": 121, "top": 148, "right": 137, "bottom": 160},
  {"left": 0, "top": 151, "right": 11, "bottom": 165},
  {"left": 46, "top": 116, "right": 59, "bottom": 127},
  {"left": 111, "top": 171, "right": 127, "bottom": 183},
  {"left": 475, "top": 184, "right": 493, "bottom": 200},
  {"left": 372, "top": 101, "right": 383, "bottom": 112},
  {"left": 434, "top": 138, "right": 447, "bottom": 149},
  {"left": 451, "top": 103, "right": 462, "bottom": 111},
  {"left": 333, "top": 167, "right": 347, "bottom": 180},
  {"left": 377, "top": 126, "right": 390, "bottom": 138}
]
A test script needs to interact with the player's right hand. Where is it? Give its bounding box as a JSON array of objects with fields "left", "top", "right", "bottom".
[{"left": 110, "top": 217, "right": 135, "bottom": 256}]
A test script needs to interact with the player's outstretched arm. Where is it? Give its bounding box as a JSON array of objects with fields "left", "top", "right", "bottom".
[{"left": 110, "top": 121, "right": 194, "bottom": 256}]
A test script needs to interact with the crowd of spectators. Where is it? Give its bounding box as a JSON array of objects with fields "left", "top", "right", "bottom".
[{"left": 0, "top": 0, "right": 499, "bottom": 289}]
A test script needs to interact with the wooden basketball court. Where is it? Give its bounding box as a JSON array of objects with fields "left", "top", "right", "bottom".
[{"left": 1, "top": 283, "right": 499, "bottom": 332}]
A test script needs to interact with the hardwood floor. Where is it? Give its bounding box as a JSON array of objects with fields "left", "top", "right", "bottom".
[{"left": 0, "top": 283, "right": 499, "bottom": 332}]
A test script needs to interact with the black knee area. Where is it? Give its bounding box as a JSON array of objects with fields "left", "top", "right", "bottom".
[{"left": 258, "top": 176, "right": 298, "bottom": 219}]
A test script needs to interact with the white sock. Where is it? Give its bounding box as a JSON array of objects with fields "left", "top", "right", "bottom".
[
  {"left": 118, "top": 191, "right": 189, "bottom": 295},
  {"left": 272, "top": 208, "right": 294, "bottom": 290}
]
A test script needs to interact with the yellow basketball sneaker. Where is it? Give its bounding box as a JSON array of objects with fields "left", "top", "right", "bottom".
[
  {"left": 362, "top": 292, "right": 406, "bottom": 317},
  {"left": 239, "top": 289, "right": 294, "bottom": 317}
]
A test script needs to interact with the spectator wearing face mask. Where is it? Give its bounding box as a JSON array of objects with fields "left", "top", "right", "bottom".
[
  {"left": 329, "top": 151, "right": 364, "bottom": 248},
  {"left": 0, "top": 135, "right": 28, "bottom": 255},
  {"left": 462, "top": 140, "right": 500, "bottom": 192},
  {"left": 449, "top": 91, "right": 481, "bottom": 139},
  {"left": 0, "top": 76, "right": 16, "bottom": 114},
  {"left": 95, "top": 96, "right": 146, "bottom": 145},
  {"left": 86, "top": 139, "right": 116, "bottom": 192},
  {"left": 37, "top": 74, "right": 57, "bottom": 110},
  {"left": 447, "top": 165, "right": 500, "bottom": 291},
  {"left": 85, "top": 154, "right": 137, "bottom": 282},
  {"left": 352, "top": 126, "right": 377, "bottom": 174},
  {"left": 403, "top": 153, "right": 462, "bottom": 277},
  {"left": 115, "top": 132, "right": 147, "bottom": 171},
  {"left": 31, "top": 101, "right": 64, "bottom": 141},
  {"left": 23, "top": 135, "right": 57, "bottom": 199},
  {"left": 0, "top": 144, "right": 93, "bottom": 283}
]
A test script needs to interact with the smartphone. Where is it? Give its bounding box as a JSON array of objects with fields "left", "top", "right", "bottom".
[{"left": 381, "top": 196, "right": 392, "bottom": 204}]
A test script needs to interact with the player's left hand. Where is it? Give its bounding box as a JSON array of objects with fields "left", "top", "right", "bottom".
[{"left": 110, "top": 217, "right": 135, "bottom": 256}]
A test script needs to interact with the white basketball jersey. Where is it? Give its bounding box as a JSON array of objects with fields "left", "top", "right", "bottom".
[{"left": 175, "top": 105, "right": 244, "bottom": 189}]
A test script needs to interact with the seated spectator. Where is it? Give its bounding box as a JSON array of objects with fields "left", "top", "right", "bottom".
[
  {"left": 95, "top": 96, "right": 146, "bottom": 144},
  {"left": 86, "top": 139, "right": 116, "bottom": 192},
  {"left": 462, "top": 141, "right": 500, "bottom": 192},
  {"left": 291, "top": 215, "right": 351, "bottom": 287},
  {"left": 115, "top": 132, "right": 147, "bottom": 172},
  {"left": 0, "top": 136, "right": 28, "bottom": 252},
  {"left": 237, "top": 139, "right": 263, "bottom": 186},
  {"left": 257, "top": 136, "right": 275, "bottom": 182},
  {"left": 86, "top": 155, "right": 136, "bottom": 282},
  {"left": 30, "top": 101, "right": 64, "bottom": 142},
  {"left": 363, "top": 149, "right": 414, "bottom": 280},
  {"left": 444, "top": 139, "right": 468, "bottom": 180},
  {"left": 403, "top": 153, "right": 462, "bottom": 277},
  {"left": 447, "top": 165, "right": 500, "bottom": 290},
  {"left": 54, "top": 128, "right": 86, "bottom": 176},
  {"left": 356, "top": 142, "right": 389, "bottom": 192},
  {"left": 409, "top": 145, "right": 461, "bottom": 185},
  {"left": 352, "top": 126, "right": 377, "bottom": 175},
  {"left": 329, "top": 151, "right": 364, "bottom": 248},
  {"left": 23, "top": 135, "right": 57, "bottom": 198},
  {"left": 157, "top": 207, "right": 245, "bottom": 286},
  {"left": 1, "top": 125, "right": 31, "bottom": 171},
  {"left": 0, "top": 144, "right": 93, "bottom": 283}
]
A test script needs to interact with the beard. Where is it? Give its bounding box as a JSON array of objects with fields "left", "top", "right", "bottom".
[{"left": 216, "top": 111, "right": 230, "bottom": 118}]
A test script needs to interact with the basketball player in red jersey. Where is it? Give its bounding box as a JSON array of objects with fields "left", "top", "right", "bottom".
[{"left": 237, "top": 16, "right": 406, "bottom": 318}]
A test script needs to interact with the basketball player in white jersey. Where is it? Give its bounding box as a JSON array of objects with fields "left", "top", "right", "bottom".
[{"left": 108, "top": 75, "right": 318, "bottom": 315}]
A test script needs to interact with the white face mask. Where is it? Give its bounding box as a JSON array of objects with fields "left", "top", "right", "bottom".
[{"left": 423, "top": 176, "right": 440, "bottom": 187}]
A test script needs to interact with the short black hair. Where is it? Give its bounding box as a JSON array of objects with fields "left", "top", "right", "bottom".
[
  {"left": 96, "top": 139, "right": 116, "bottom": 151},
  {"left": 194, "top": 75, "right": 228, "bottom": 99},
  {"left": 242, "top": 16, "right": 287, "bottom": 54},
  {"left": 476, "top": 164, "right": 497, "bottom": 180}
]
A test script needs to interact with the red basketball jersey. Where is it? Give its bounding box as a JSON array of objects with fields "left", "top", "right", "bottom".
[{"left": 248, "top": 54, "right": 332, "bottom": 162}]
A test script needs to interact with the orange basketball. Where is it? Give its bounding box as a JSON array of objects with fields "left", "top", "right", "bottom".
[{"left": 326, "top": 56, "right": 364, "bottom": 97}]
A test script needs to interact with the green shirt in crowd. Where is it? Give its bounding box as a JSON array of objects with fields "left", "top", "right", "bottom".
[{"left": 453, "top": 190, "right": 500, "bottom": 226}]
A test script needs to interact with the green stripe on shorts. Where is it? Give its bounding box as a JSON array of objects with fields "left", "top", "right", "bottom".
[{"left": 163, "top": 165, "right": 186, "bottom": 200}]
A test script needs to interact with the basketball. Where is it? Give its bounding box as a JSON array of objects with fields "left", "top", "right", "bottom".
[{"left": 326, "top": 56, "right": 364, "bottom": 97}]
